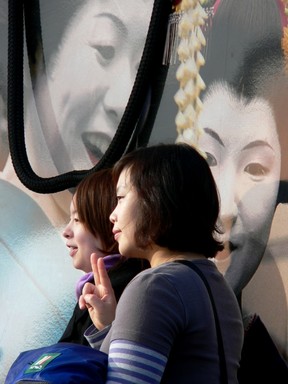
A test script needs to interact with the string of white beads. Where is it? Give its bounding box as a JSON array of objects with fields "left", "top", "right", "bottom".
[{"left": 174, "top": 0, "right": 207, "bottom": 151}]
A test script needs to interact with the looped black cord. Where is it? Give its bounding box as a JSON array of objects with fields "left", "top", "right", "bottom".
[{"left": 8, "top": 0, "right": 171, "bottom": 193}]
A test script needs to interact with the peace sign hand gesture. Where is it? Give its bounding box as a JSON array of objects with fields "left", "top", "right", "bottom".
[{"left": 79, "top": 253, "right": 117, "bottom": 330}]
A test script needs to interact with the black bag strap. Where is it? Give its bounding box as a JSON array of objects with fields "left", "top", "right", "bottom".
[{"left": 175, "top": 259, "right": 228, "bottom": 384}]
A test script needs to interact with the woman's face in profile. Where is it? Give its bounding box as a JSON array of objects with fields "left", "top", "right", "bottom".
[
  {"left": 197, "top": 83, "right": 281, "bottom": 295},
  {"left": 49, "top": 0, "right": 152, "bottom": 171}
]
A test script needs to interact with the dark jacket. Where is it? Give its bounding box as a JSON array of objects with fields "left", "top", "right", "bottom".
[{"left": 59, "top": 258, "right": 149, "bottom": 345}]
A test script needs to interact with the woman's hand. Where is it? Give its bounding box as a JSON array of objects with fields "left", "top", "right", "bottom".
[{"left": 79, "top": 253, "right": 117, "bottom": 330}]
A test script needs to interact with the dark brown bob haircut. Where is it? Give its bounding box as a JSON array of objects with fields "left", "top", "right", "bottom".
[
  {"left": 112, "top": 143, "right": 223, "bottom": 258},
  {"left": 74, "top": 168, "right": 118, "bottom": 255}
]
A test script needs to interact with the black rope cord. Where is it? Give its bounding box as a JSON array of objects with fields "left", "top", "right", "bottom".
[{"left": 8, "top": 0, "right": 171, "bottom": 193}]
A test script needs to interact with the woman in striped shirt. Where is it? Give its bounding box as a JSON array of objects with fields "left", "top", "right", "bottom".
[{"left": 80, "top": 143, "right": 244, "bottom": 383}]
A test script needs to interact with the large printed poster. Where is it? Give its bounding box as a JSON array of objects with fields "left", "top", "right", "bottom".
[
  {"left": 0, "top": 0, "right": 154, "bottom": 379},
  {"left": 1, "top": 0, "right": 288, "bottom": 380},
  {"left": 172, "top": 0, "right": 288, "bottom": 363}
]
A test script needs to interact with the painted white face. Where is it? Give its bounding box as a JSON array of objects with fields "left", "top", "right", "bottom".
[
  {"left": 110, "top": 167, "right": 139, "bottom": 258},
  {"left": 62, "top": 198, "right": 106, "bottom": 272},
  {"left": 48, "top": 0, "right": 153, "bottom": 171},
  {"left": 198, "top": 83, "right": 281, "bottom": 295}
]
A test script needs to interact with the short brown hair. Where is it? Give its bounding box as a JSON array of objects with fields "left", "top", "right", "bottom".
[{"left": 75, "top": 168, "right": 118, "bottom": 254}]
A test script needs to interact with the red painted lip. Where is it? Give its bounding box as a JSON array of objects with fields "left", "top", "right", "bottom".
[
  {"left": 87, "top": 149, "right": 99, "bottom": 166},
  {"left": 82, "top": 131, "right": 111, "bottom": 166}
]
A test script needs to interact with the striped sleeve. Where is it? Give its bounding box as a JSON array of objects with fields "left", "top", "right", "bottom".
[
  {"left": 84, "top": 324, "right": 111, "bottom": 349},
  {"left": 106, "top": 339, "right": 167, "bottom": 384}
]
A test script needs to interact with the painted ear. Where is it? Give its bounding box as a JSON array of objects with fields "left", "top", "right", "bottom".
[{"left": 7, "top": 0, "right": 172, "bottom": 193}]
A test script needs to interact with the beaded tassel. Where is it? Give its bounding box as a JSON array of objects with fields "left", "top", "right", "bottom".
[
  {"left": 174, "top": 0, "right": 207, "bottom": 153},
  {"left": 163, "top": 1, "right": 183, "bottom": 65}
]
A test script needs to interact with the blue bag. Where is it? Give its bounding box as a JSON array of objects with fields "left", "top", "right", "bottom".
[{"left": 5, "top": 342, "right": 108, "bottom": 383}]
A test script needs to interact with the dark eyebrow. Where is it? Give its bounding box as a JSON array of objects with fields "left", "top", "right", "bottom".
[
  {"left": 94, "top": 13, "right": 127, "bottom": 36},
  {"left": 203, "top": 128, "right": 224, "bottom": 147},
  {"left": 243, "top": 140, "right": 273, "bottom": 151},
  {"left": 204, "top": 128, "right": 274, "bottom": 152}
]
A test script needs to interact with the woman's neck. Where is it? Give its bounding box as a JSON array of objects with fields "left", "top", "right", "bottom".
[{"left": 149, "top": 248, "right": 206, "bottom": 268}]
